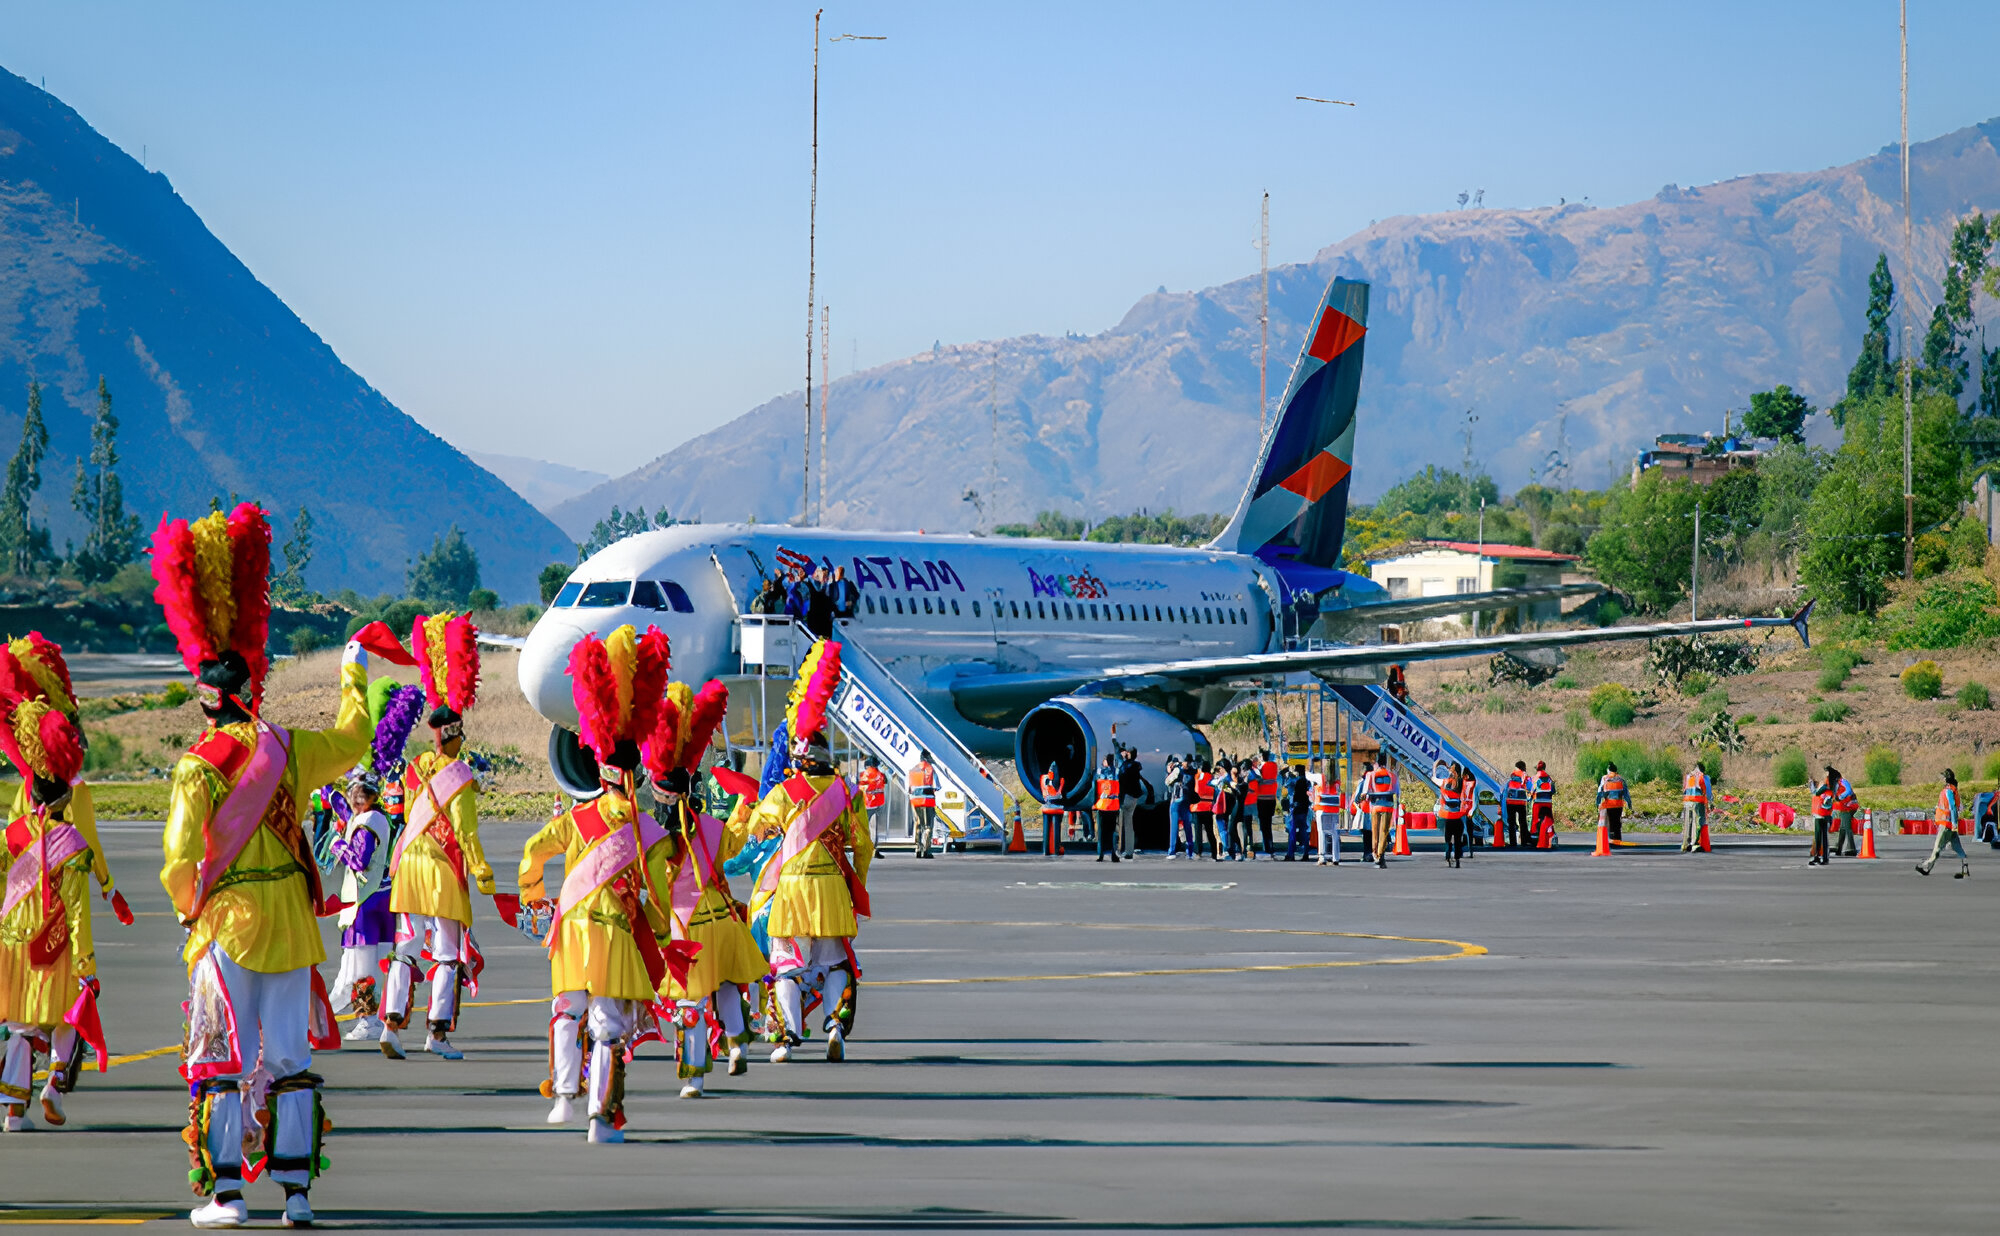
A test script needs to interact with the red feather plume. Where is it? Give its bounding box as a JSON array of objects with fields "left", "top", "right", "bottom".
[
  {"left": 642, "top": 691, "right": 683, "bottom": 782},
  {"left": 0, "top": 648, "right": 40, "bottom": 710},
  {"left": 794, "top": 641, "right": 841, "bottom": 741},
  {"left": 681, "top": 680, "right": 729, "bottom": 774},
  {"left": 444, "top": 615, "right": 481, "bottom": 713},
  {"left": 148, "top": 515, "right": 216, "bottom": 675},
  {"left": 36, "top": 709, "right": 84, "bottom": 785},
  {"left": 411, "top": 613, "right": 440, "bottom": 711},
  {"left": 566, "top": 635, "right": 625, "bottom": 763},
  {"left": 20, "top": 633, "right": 74, "bottom": 705},
  {"left": 226, "top": 504, "right": 272, "bottom": 707},
  {"left": 627, "top": 626, "right": 670, "bottom": 743},
  {"left": 0, "top": 719, "right": 24, "bottom": 785}
]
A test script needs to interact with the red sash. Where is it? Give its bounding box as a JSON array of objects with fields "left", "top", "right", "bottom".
[{"left": 187, "top": 725, "right": 296, "bottom": 920}]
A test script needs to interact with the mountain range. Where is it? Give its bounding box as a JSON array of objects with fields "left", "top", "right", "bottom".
[
  {"left": 0, "top": 69, "right": 571, "bottom": 600},
  {"left": 552, "top": 117, "right": 2000, "bottom": 539}
]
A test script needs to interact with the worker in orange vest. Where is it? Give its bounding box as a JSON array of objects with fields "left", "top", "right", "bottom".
[
  {"left": 1679, "top": 764, "right": 1711, "bottom": 853},
  {"left": 1437, "top": 765, "right": 1468, "bottom": 868},
  {"left": 1531, "top": 761, "right": 1557, "bottom": 849},
  {"left": 908, "top": 751, "right": 938, "bottom": 860},
  {"left": 1596, "top": 762, "right": 1631, "bottom": 842},
  {"left": 1314, "top": 761, "right": 1345, "bottom": 867},
  {"left": 1251, "top": 749, "right": 1280, "bottom": 859},
  {"left": 1827, "top": 766, "right": 1860, "bottom": 857},
  {"left": 1191, "top": 761, "right": 1215, "bottom": 860},
  {"left": 859, "top": 757, "right": 888, "bottom": 846},
  {"left": 1806, "top": 773, "right": 1835, "bottom": 865},
  {"left": 1038, "top": 763, "right": 1066, "bottom": 857},
  {"left": 1917, "top": 768, "right": 1969, "bottom": 878},
  {"left": 1365, "top": 760, "right": 1398, "bottom": 868},
  {"left": 1503, "top": 761, "right": 1530, "bottom": 848},
  {"left": 1092, "top": 753, "right": 1122, "bottom": 864}
]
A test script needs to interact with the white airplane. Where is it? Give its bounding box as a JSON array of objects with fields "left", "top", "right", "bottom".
[{"left": 517, "top": 274, "right": 1809, "bottom": 802}]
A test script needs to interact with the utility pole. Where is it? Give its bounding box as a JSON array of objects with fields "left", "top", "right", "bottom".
[
  {"left": 1259, "top": 191, "right": 1270, "bottom": 438},
  {"left": 803, "top": 7, "right": 821, "bottom": 526},
  {"left": 1901, "top": 0, "right": 1915, "bottom": 580},
  {"left": 1691, "top": 504, "right": 1701, "bottom": 621},
  {"left": 1473, "top": 497, "right": 1486, "bottom": 638},
  {"left": 819, "top": 303, "right": 831, "bottom": 525},
  {"left": 988, "top": 350, "right": 999, "bottom": 533}
]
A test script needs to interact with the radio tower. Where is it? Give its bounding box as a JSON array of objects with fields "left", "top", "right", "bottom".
[
  {"left": 818, "top": 304, "right": 830, "bottom": 525},
  {"left": 1259, "top": 191, "right": 1270, "bottom": 438}
]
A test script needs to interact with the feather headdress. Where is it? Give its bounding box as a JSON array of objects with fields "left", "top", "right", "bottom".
[
  {"left": 148, "top": 503, "right": 273, "bottom": 707},
  {"left": 411, "top": 612, "right": 481, "bottom": 717},
  {"left": 643, "top": 678, "right": 729, "bottom": 780},
  {"left": 0, "top": 636, "right": 84, "bottom": 784},
  {"left": 784, "top": 640, "right": 842, "bottom": 744},
  {"left": 567, "top": 623, "right": 672, "bottom": 766},
  {"left": 367, "top": 678, "right": 426, "bottom": 779}
]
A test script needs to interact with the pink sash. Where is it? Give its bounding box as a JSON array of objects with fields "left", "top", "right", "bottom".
[
  {"left": 556, "top": 810, "right": 668, "bottom": 925},
  {"left": 668, "top": 814, "right": 723, "bottom": 930},
  {"left": 755, "top": 777, "right": 854, "bottom": 898},
  {"left": 2, "top": 822, "right": 87, "bottom": 917},
  {"left": 392, "top": 760, "right": 478, "bottom": 875},
  {"left": 192, "top": 725, "right": 292, "bottom": 916}
]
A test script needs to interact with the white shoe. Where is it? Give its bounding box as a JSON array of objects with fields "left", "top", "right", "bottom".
[
  {"left": 679, "top": 1079, "right": 704, "bottom": 1099},
  {"left": 281, "top": 1191, "right": 314, "bottom": 1228},
  {"left": 586, "top": 1117, "right": 624, "bottom": 1144},
  {"left": 825, "top": 1025, "right": 846, "bottom": 1062},
  {"left": 547, "top": 1094, "right": 578, "bottom": 1124},
  {"left": 3, "top": 1111, "right": 31, "bottom": 1133},
  {"left": 769, "top": 1043, "right": 793, "bottom": 1064},
  {"left": 39, "top": 1081, "right": 65, "bottom": 1126},
  {"left": 190, "top": 1197, "right": 248, "bottom": 1228},
  {"left": 343, "top": 1016, "right": 381, "bottom": 1041},
  {"left": 424, "top": 1035, "right": 463, "bottom": 1061},
  {"left": 1165, "top": 853, "right": 1177, "bottom": 860},
  {"left": 727, "top": 1045, "right": 747, "bottom": 1076},
  {"left": 377, "top": 1027, "right": 405, "bottom": 1060}
]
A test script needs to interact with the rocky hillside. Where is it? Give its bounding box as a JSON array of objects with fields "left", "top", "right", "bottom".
[
  {"left": 557, "top": 117, "right": 2000, "bottom": 538},
  {"left": 0, "top": 70, "right": 571, "bottom": 599}
]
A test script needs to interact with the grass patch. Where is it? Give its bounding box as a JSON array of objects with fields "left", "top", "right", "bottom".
[
  {"left": 1809, "top": 700, "right": 1852, "bottom": 723},
  {"left": 1576, "top": 739, "right": 1682, "bottom": 786},
  {"left": 1864, "top": 745, "right": 1902, "bottom": 786},
  {"left": 1956, "top": 681, "right": 1990, "bottom": 710},
  {"left": 1772, "top": 747, "right": 1807, "bottom": 787},
  {"left": 1900, "top": 660, "right": 1944, "bottom": 700}
]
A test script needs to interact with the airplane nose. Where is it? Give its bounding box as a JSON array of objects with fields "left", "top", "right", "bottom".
[{"left": 518, "top": 612, "right": 589, "bottom": 728}]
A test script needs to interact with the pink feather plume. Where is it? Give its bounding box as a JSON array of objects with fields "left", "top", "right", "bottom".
[
  {"left": 681, "top": 680, "right": 729, "bottom": 773},
  {"left": 35, "top": 708, "right": 83, "bottom": 785},
  {"left": 226, "top": 504, "right": 272, "bottom": 707},
  {"left": 566, "top": 635, "right": 625, "bottom": 763},
  {"left": 149, "top": 515, "right": 216, "bottom": 675},
  {"left": 444, "top": 614, "right": 481, "bottom": 713},
  {"left": 642, "top": 691, "right": 683, "bottom": 782}
]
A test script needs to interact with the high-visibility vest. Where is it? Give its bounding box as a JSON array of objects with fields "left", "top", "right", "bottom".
[
  {"left": 1682, "top": 770, "right": 1708, "bottom": 805},
  {"left": 860, "top": 767, "right": 887, "bottom": 809},
  {"left": 1811, "top": 785, "right": 1833, "bottom": 818},
  {"left": 1504, "top": 773, "right": 1528, "bottom": 804},
  {"left": 1315, "top": 785, "right": 1344, "bottom": 820},
  {"left": 1437, "top": 782, "right": 1464, "bottom": 820},
  {"left": 1936, "top": 786, "right": 1959, "bottom": 824},
  {"left": 1598, "top": 773, "right": 1627, "bottom": 805},
  {"left": 1533, "top": 774, "right": 1555, "bottom": 803},
  {"left": 1832, "top": 779, "right": 1858, "bottom": 812},
  {"left": 1238, "top": 772, "right": 1258, "bottom": 804},
  {"left": 1366, "top": 768, "right": 1397, "bottom": 804},
  {"left": 1210, "top": 776, "right": 1231, "bottom": 812},
  {"left": 1192, "top": 773, "right": 1213, "bottom": 812},
  {"left": 1039, "top": 772, "right": 1064, "bottom": 816},
  {"left": 909, "top": 763, "right": 937, "bottom": 809},
  {"left": 1094, "top": 774, "right": 1120, "bottom": 811},
  {"left": 1259, "top": 761, "right": 1279, "bottom": 799}
]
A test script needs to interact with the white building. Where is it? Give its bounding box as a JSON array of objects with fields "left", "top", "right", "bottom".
[{"left": 1366, "top": 540, "right": 1584, "bottom": 624}]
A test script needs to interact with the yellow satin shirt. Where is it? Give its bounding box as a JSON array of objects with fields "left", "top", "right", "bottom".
[
  {"left": 0, "top": 783, "right": 111, "bottom": 1028},
  {"left": 746, "top": 773, "right": 874, "bottom": 940},
  {"left": 389, "top": 750, "right": 494, "bottom": 925},
  {"left": 518, "top": 789, "right": 673, "bottom": 1001}
]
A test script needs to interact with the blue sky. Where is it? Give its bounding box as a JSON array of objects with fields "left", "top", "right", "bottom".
[{"left": 2, "top": 1, "right": 1992, "bottom": 473}]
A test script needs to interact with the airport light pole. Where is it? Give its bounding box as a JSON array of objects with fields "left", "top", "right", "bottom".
[{"left": 1900, "top": 0, "right": 1914, "bottom": 579}]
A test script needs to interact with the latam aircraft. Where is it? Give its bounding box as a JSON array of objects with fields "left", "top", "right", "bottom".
[{"left": 517, "top": 274, "right": 1807, "bottom": 799}]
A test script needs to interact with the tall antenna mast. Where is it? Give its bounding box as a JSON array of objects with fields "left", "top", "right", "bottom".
[
  {"left": 803, "top": 8, "right": 821, "bottom": 526},
  {"left": 988, "top": 350, "right": 999, "bottom": 533},
  {"left": 1460, "top": 408, "right": 1479, "bottom": 476},
  {"left": 1900, "top": 0, "right": 1914, "bottom": 579},
  {"left": 819, "top": 303, "right": 831, "bottom": 525},
  {"left": 1259, "top": 191, "right": 1270, "bottom": 438}
]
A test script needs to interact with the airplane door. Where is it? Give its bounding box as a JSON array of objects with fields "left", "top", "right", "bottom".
[
  {"left": 987, "top": 587, "right": 1009, "bottom": 646},
  {"left": 710, "top": 545, "right": 770, "bottom": 615}
]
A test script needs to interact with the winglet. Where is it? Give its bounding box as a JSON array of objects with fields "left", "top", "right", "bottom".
[{"left": 1788, "top": 599, "right": 1814, "bottom": 650}]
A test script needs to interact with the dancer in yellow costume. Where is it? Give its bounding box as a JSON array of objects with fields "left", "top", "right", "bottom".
[
  {"left": 643, "top": 678, "right": 765, "bottom": 1098},
  {"left": 0, "top": 634, "right": 124, "bottom": 1133},
  {"left": 517, "top": 623, "right": 689, "bottom": 1144},
  {"left": 153, "top": 503, "right": 372, "bottom": 1230},
  {"left": 746, "top": 640, "right": 873, "bottom": 1064},
  {"left": 379, "top": 612, "right": 494, "bottom": 1062}
]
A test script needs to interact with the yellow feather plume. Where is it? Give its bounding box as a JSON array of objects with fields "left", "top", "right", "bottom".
[
  {"left": 190, "top": 511, "right": 236, "bottom": 652},
  {"left": 786, "top": 640, "right": 828, "bottom": 734},
  {"left": 421, "top": 612, "right": 453, "bottom": 699},
  {"left": 604, "top": 624, "right": 637, "bottom": 723},
  {"left": 664, "top": 680, "right": 694, "bottom": 767},
  {"left": 11, "top": 698, "right": 51, "bottom": 780},
  {"left": 9, "top": 638, "right": 74, "bottom": 716}
]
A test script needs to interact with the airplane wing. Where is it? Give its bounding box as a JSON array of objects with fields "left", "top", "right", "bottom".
[
  {"left": 1317, "top": 581, "right": 1603, "bottom": 630},
  {"left": 949, "top": 603, "right": 1812, "bottom": 726},
  {"left": 475, "top": 632, "right": 528, "bottom": 652}
]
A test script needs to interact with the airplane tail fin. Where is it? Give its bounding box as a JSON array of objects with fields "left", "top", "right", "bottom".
[
  {"left": 1789, "top": 598, "right": 1815, "bottom": 650},
  {"left": 1209, "top": 275, "right": 1368, "bottom": 569}
]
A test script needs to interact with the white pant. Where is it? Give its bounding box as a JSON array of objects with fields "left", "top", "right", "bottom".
[
  {"left": 550, "top": 992, "right": 636, "bottom": 1119},
  {"left": 2, "top": 1022, "right": 80, "bottom": 1103},
  {"left": 678, "top": 982, "right": 751, "bottom": 1075},
  {"left": 200, "top": 950, "right": 316, "bottom": 1190},
  {"left": 771, "top": 937, "right": 851, "bottom": 1040},
  {"left": 329, "top": 942, "right": 388, "bottom": 1011},
  {"left": 384, "top": 914, "right": 463, "bottom": 1027},
  {"left": 1315, "top": 815, "right": 1340, "bottom": 860}
]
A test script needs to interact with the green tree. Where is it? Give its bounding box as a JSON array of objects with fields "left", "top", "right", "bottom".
[
  {"left": 539, "top": 560, "right": 572, "bottom": 604},
  {"left": 1742, "top": 384, "right": 1812, "bottom": 442},
  {"left": 1921, "top": 213, "right": 1992, "bottom": 402},
  {"left": 274, "top": 506, "right": 316, "bottom": 603},
  {"left": 0, "top": 381, "right": 53, "bottom": 576},
  {"left": 1585, "top": 470, "right": 1701, "bottom": 612},
  {"left": 408, "top": 525, "right": 482, "bottom": 607},
  {"left": 580, "top": 504, "right": 677, "bottom": 560},
  {"left": 69, "top": 377, "right": 142, "bottom": 584},
  {"left": 1750, "top": 441, "right": 1830, "bottom": 550},
  {"left": 1372, "top": 465, "right": 1498, "bottom": 519},
  {"left": 1835, "top": 254, "right": 1897, "bottom": 425}
]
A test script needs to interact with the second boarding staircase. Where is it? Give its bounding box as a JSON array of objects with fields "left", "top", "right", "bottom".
[{"left": 1325, "top": 684, "right": 1507, "bottom": 840}]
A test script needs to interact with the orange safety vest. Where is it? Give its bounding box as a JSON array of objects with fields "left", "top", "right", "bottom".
[
  {"left": 1532, "top": 773, "right": 1555, "bottom": 803},
  {"left": 1682, "top": 770, "right": 1708, "bottom": 805},
  {"left": 1314, "top": 783, "right": 1344, "bottom": 818},
  {"left": 1258, "top": 761, "right": 1279, "bottom": 799},
  {"left": 1832, "top": 779, "right": 1858, "bottom": 812},
  {"left": 1094, "top": 774, "right": 1121, "bottom": 811},
  {"left": 1366, "top": 768, "right": 1397, "bottom": 805},
  {"left": 1437, "top": 782, "right": 1464, "bottom": 820},
  {"left": 860, "top": 767, "right": 887, "bottom": 809},
  {"left": 1039, "top": 772, "right": 1064, "bottom": 816},
  {"left": 1599, "top": 773, "right": 1627, "bottom": 804},
  {"left": 1191, "top": 772, "right": 1213, "bottom": 812},
  {"left": 1504, "top": 772, "right": 1528, "bottom": 804},
  {"left": 1936, "top": 785, "right": 1960, "bottom": 825},
  {"left": 909, "top": 763, "right": 937, "bottom": 809},
  {"left": 1811, "top": 785, "right": 1833, "bottom": 818}
]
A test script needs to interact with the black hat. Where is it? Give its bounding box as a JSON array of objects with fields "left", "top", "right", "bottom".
[{"left": 602, "top": 738, "right": 641, "bottom": 773}]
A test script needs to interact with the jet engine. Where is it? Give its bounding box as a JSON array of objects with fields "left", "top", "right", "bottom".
[
  {"left": 1015, "top": 696, "right": 1211, "bottom": 809},
  {"left": 548, "top": 726, "right": 605, "bottom": 800}
]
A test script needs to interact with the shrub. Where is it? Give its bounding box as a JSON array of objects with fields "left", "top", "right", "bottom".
[
  {"left": 1985, "top": 752, "right": 2000, "bottom": 782},
  {"left": 1596, "top": 598, "right": 1624, "bottom": 626},
  {"left": 1882, "top": 577, "right": 2000, "bottom": 651},
  {"left": 1772, "top": 747, "right": 1808, "bottom": 787},
  {"left": 1696, "top": 747, "right": 1723, "bottom": 782},
  {"left": 1956, "top": 681, "right": 1990, "bottom": 710},
  {"left": 1551, "top": 675, "right": 1579, "bottom": 690},
  {"left": 1864, "top": 744, "right": 1901, "bottom": 785},
  {"left": 1900, "top": 660, "right": 1944, "bottom": 700},
  {"left": 1648, "top": 634, "right": 1759, "bottom": 687},
  {"left": 289, "top": 627, "right": 329, "bottom": 656},
  {"left": 1816, "top": 650, "right": 1858, "bottom": 692},
  {"left": 1587, "top": 682, "right": 1636, "bottom": 726},
  {"left": 1689, "top": 686, "right": 1731, "bottom": 721},
  {"left": 161, "top": 681, "right": 191, "bottom": 708},
  {"left": 1597, "top": 700, "right": 1636, "bottom": 728},
  {"left": 1679, "top": 670, "right": 1716, "bottom": 698},
  {"left": 1564, "top": 707, "right": 1587, "bottom": 732},
  {"left": 1215, "top": 703, "right": 1261, "bottom": 736},
  {"left": 1809, "top": 701, "right": 1852, "bottom": 723},
  {"left": 1689, "top": 710, "right": 1746, "bottom": 753},
  {"left": 1577, "top": 739, "right": 1647, "bottom": 784},
  {"left": 1483, "top": 694, "right": 1510, "bottom": 714},
  {"left": 1738, "top": 713, "right": 1758, "bottom": 724},
  {"left": 82, "top": 733, "right": 127, "bottom": 774}
]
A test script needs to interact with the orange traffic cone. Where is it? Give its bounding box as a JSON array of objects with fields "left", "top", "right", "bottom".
[
  {"left": 1491, "top": 816, "right": 1506, "bottom": 849},
  {"left": 1393, "top": 813, "right": 1412, "bottom": 856},
  {"left": 1698, "top": 819, "right": 1712, "bottom": 852},
  {"left": 1008, "top": 805, "right": 1027, "bottom": 853},
  {"left": 1592, "top": 815, "right": 1610, "bottom": 856},
  {"left": 1858, "top": 809, "right": 1878, "bottom": 859}
]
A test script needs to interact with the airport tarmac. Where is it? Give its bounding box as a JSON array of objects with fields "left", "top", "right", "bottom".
[{"left": 4, "top": 820, "right": 1995, "bottom": 1233}]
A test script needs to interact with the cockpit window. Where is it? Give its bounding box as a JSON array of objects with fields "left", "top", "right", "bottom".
[
  {"left": 630, "top": 580, "right": 665, "bottom": 610},
  {"left": 660, "top": 581, "right": 694, "bottom": 613},
  {"left": 553, "top": 582, "right": 584, "bottom": 607},
  {"left": 577, "top": 581, "right": 631, "bottom": 608}
]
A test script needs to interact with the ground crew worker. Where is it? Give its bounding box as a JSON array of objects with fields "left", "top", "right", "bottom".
[
  {"left": 1116, "top": 747, "right": 1144, "bottom": 859},
  {"left": 1039, "top": 762, "right": 1066, "bottom": 857},
  {"left": 1282, "top": 764, "right": 1312, "bottom": 861},
  {"left": 1917, "top": 769, "right": 1969, "bottom": 878},
  {"left": 909, "top": 750, "right": 938, "bottom": 860},
  {"left": 1807, "top": 773, "right": 1834, "bottom": 865},
  {"left": 1315, "top": 761, "right": 1345, "bottom": 867},
  {"left": 1211, "top": 759, "right": 1240, "bottom": 860},
  {"left": 1531, "top": 761, "right": 1557, "bottom": 848},
  {"left": 1829, "top": 767, "right": 1859, "bottom": 857},
  {"left": 1437, "top": 765, "right": 1468, "bottom": 868},
  {"left": 1366, "top": 759, "right": 1398, "bottom": 868},
  {"left": 1255, "top": 750, "right": 1280, "bottom": 858},
  {"left": 859, "top": 757, "right": 888, "bottom": 845},
  {"left": 1597, "top": 762, "right": 1631, "bottom": 843},
  {"left": 1680, "top": 764, "right": 1711, "bottom": 854},
  {"left": 1093, "top": 752, "right": 1121, "bottom": 864},
  {"left": 1504, "top": 761, "right": 1530, "bottom": 848},
  {"left": 1352, "top": 759, "right": 1376, "bottom": 862}
]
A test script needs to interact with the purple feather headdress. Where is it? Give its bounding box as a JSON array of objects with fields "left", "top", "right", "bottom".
[{"left": 373, "top": 684, "right": 425, "bottom": 777}]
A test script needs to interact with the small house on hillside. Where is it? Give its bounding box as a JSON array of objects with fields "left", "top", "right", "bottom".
[
  {"left": 1633, "top": 432, "right": 1774, "bottom": 485},
  {"left": 1365, "top": 541, "right": 1583, "bottom": 624}
]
